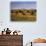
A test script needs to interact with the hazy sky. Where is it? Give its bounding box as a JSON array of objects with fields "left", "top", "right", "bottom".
[{"left": 11, "top": 2, "right": 36, "bottom": 9}]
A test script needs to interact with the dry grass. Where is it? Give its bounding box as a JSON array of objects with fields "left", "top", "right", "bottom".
[{"left": 10, "top": 9, "right": 36, "bottom": 21}]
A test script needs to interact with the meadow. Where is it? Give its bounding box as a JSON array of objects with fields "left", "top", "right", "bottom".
[{"left": 11, "top": 9, "right": 36, "bottom": 21}]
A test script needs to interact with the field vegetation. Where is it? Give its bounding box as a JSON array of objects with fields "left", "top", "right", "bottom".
[{"left": 11, "top": 9, "right": 36, "bottom": 21}]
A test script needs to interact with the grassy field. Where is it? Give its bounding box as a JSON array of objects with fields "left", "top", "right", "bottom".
[{"left": 10, "top": 9, "right": 36, "bottom": 21}]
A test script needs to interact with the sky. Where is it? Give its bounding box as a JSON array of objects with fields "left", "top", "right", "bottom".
[{"left": 11, "top": 1, "right": 36, "bottom": 9}]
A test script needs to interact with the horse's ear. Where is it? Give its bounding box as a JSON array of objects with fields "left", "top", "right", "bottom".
[{"left": 31, "top": 42, "right": 32, "bottom": 46}]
